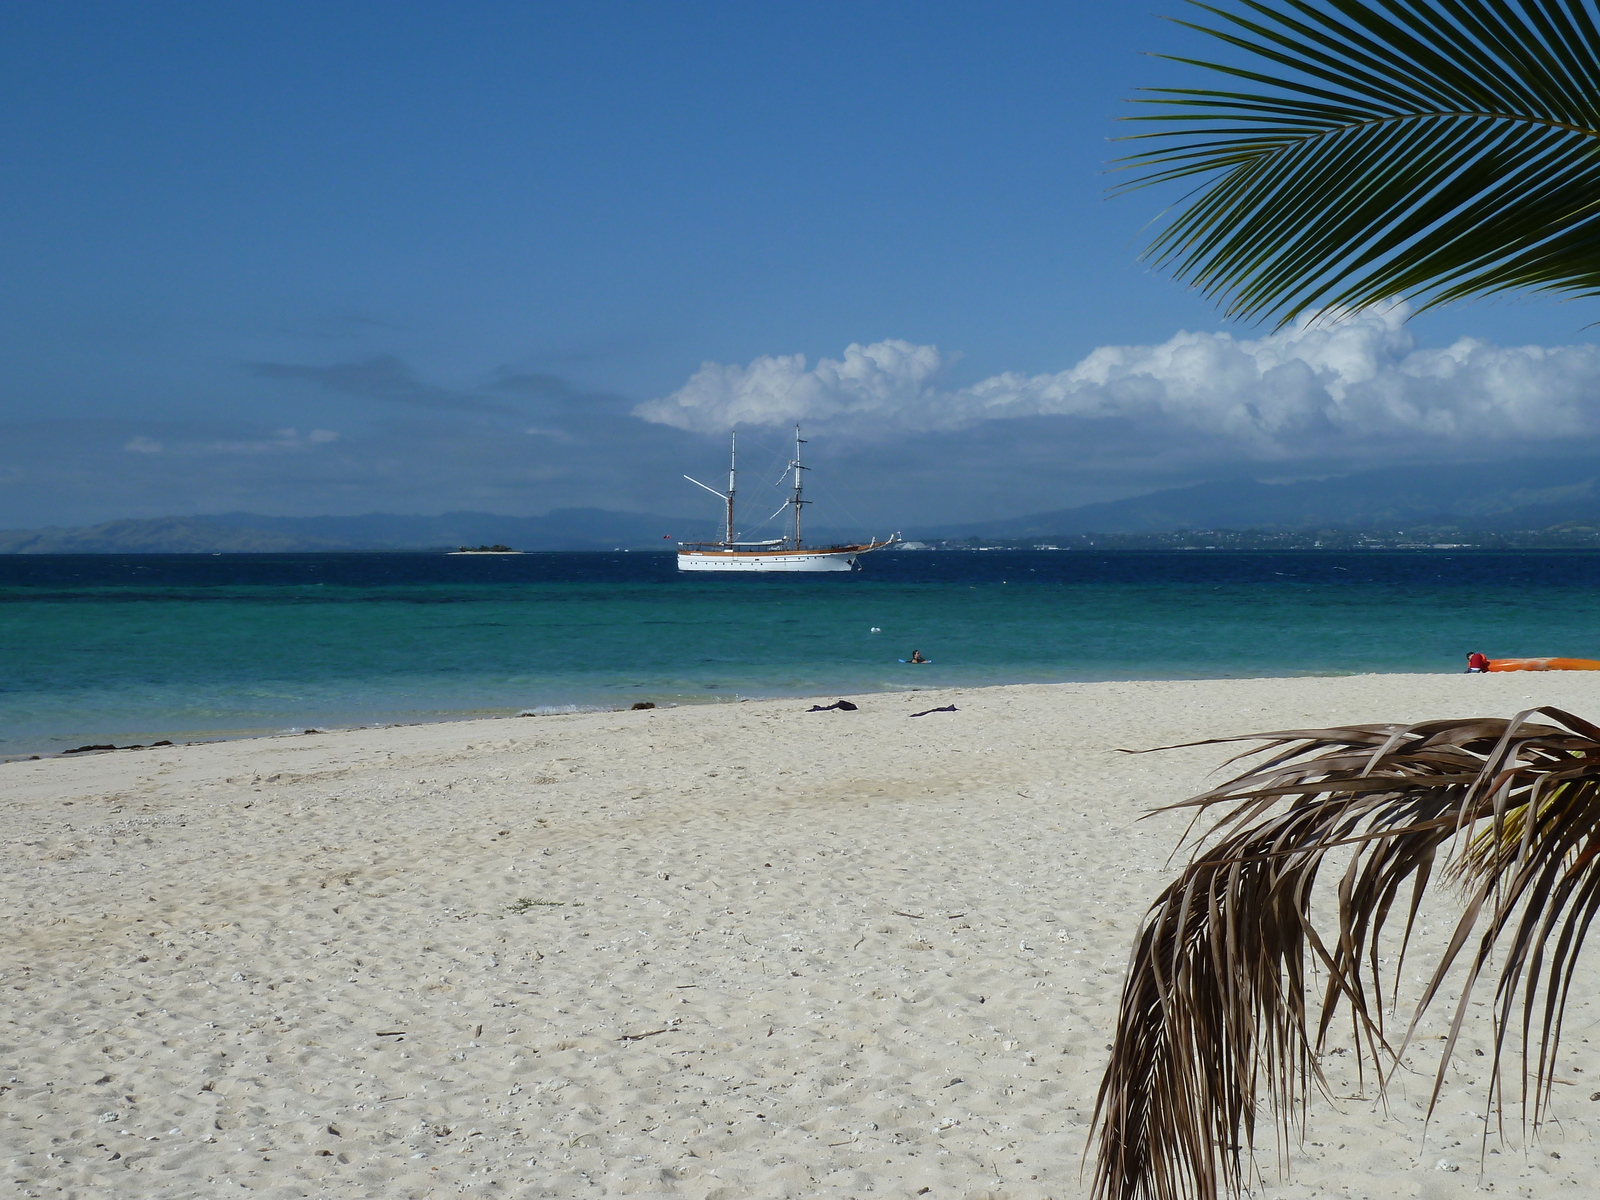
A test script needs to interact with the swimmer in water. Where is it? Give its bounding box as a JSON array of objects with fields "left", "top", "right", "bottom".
[{"left": 909, "top": 649, "right": 927, "bottom": 664}]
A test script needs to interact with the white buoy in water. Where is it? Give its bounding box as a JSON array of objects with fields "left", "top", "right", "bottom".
[{"left": 870, "top": 627, "right": 881, "bottom": 633}]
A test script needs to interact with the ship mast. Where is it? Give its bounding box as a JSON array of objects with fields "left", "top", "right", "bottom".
[
  {"left": 789, "top": 424, "right": 808, "bottom": 549},
  {"left": 681, "top": 429, "right": 738, "bottom": 548},
  {"left": 726, "top": 430, "right": 736, "bottom": 547}
]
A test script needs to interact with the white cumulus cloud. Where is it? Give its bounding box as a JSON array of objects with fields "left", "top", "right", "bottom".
[
  {"left": 635, "top": 340, "right": 945, "bottom": 432},
  {"left": 634, "top": 307, "right": 1600, "bottom": 461}
]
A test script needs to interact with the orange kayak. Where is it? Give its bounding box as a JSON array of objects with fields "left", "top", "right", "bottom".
[{"left": 1488, "top": 657, "right": 1600, "bottom": 672}]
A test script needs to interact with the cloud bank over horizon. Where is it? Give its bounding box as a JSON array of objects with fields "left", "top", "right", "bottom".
[
  {"left": 15, "top": 308, "right": 1600, "bottom": 530},
  {"left": 636, "top": 306, "right": 1600, "bottom": 464}
]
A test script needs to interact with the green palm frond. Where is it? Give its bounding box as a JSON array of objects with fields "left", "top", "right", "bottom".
[
  {"left": 1091, "top": 707, "right": 1600, "bottom": 1200},
  {"left": 1120, "top": 1, "right": 1600, "bottom": 325}
]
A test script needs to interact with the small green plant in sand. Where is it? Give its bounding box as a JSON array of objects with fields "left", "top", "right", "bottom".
[{"left": 506, "top": 897, "right": 567, "bottom": 913}]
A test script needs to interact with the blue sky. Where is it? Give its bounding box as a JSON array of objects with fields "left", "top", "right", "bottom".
[{"left": 4, "top": 1, "right": 1598, "bottom": 529}]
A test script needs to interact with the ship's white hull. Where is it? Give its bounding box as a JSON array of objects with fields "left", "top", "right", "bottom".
[{"left": 678, "top": 548, "right": 861, "bottom": 572}]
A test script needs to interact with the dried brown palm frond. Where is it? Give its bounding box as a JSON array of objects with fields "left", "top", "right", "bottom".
[{"left": 1090, "top": 707, "right": 1600, "bottom": 1200}]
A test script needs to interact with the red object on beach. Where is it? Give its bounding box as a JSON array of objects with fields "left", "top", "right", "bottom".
[{"left": 1487, "top": 657, "right": 1600, "bottom": 672}]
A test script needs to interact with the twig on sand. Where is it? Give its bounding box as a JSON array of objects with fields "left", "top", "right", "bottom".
[{"left": 617, "top": 1028, "right": 673, "bottom": 1041}]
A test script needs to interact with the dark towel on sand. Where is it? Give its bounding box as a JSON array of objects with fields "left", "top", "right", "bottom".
[
  {"left": 807, "top": 700, "right": 859, "bottom": 712},
  {"left": 909, "top": 704, "right": 957, "bottom": 717}
]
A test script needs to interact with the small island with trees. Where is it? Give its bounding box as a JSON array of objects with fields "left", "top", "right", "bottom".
[{"left": 446, "top": 544, "right": 522, "bottom": 555}]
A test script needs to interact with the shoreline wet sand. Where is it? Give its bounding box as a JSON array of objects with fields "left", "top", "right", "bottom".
[{"left": 7, "top": 672, "right": 1600, "bottom": 1198}]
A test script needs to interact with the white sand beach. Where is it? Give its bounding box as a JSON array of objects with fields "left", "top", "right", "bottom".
[{"left": 8, "top": 673, "right": 1600, "bottom": 1199}]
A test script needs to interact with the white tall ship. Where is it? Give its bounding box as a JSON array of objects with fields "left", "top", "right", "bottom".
[{"left": 678, "top": 426, "right": 897, "bottom": 573}]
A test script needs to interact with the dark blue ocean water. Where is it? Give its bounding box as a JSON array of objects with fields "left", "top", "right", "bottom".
[{"left": 3, "top": 550, "right": 1598, "bottom": 755}]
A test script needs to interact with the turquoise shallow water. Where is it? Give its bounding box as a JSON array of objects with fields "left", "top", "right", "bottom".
[{"left": 3, "top": 550, "right": 1599, "bottom": 755}]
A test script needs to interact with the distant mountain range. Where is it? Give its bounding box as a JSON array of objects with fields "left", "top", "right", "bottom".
[
  {"left": 0, "top": 509, "right": 701, "bottom": 553},
  {"left": 9, "top": 458, "right": 1600, "bottom": 552},
  {"left": 0, "top": 509, "right": 868, "bottom": 553},
  {"left": 926, "top": 458, "right": 1600, "bottom": 538}
]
